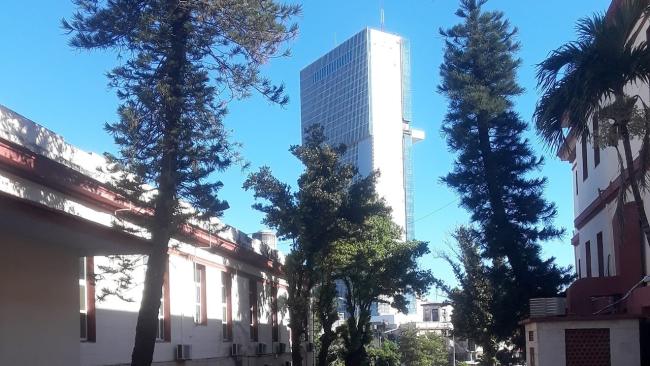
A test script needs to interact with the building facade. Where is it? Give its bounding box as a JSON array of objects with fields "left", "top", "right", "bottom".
[
  {"left": 523, "top": 2, "right": 650, "bottom": 365},
  {"left": 299, "top": 27, "right": 424, "bottom": 241},
  {"left": 300, "top": 27, "right": 424, "bottom": 325},
  {"left": 0, "top": 105, "right": 298, "bottom": 366}
]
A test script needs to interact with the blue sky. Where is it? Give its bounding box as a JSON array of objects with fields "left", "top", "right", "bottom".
[{"left": 0, "top": 0, "right": 611, "bottom": 295}]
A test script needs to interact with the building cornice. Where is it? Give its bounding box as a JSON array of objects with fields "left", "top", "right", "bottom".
[{"left": 0, "top": 136, "right": 283, "bottom": 275}]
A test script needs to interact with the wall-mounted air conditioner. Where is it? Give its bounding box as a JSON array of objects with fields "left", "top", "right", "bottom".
[{"left": 175, "top": 344, "right": 192, "bottom": 361}]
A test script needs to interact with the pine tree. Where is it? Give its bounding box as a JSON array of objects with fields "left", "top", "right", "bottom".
[
  {"left": 244, "top": 126, "right": 390, "bottom": 366},
  {"left": 63, "top": 1, "right": 299, "bottom": 365},
  {"left": 438, "top": 0, "right": 572, "bottom": 352},
  {"left": 439, "top": 226, "right": 497, "bottom": 365}
]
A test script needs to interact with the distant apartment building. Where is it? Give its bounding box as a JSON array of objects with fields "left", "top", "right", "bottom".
[
  {"left": 523, "top": 2, "right": 650, "bottom": 365},
  {"left": 300, "top": 27, "right": 424, "bottom": 325},
  {"left": 0, "top": 105, "right": 298, "bottom": 366}
]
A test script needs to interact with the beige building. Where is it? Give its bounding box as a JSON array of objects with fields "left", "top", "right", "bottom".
[{"left": 0, "top": 105, "right": 300, "bottom": 366}]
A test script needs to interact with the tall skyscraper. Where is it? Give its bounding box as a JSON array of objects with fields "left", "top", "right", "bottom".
[
  {"left": 300, "top": 28, "right": 424, "bottom": 323},
  {"left": 300, "top": 27, "right": 423, "bottom": 240}
]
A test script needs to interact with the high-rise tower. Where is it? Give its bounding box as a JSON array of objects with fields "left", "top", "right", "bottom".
[
  {"left": 300, "top": 28, "right": 424, "bottom": 322},
  {"left": 300, "top": 27, "right": 423, "bottom": 240}
]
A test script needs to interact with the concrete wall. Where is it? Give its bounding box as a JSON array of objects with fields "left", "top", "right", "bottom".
[
  {"left": 368, "top": 29, "right": 408, "bottom": 233},
  {"left": 81, "top": 247, "right": 292, "bottom": 366},
  {"left": 0, "top": 236, "right": 79, "bottom": 366},
  {"left": 572, "top": 20, "right": 650, "bottom": 279},
  {"left": 525, "top": 319, "right": 640, "bottom": 366}
]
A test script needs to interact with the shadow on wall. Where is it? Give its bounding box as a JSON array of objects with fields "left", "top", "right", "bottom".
[{"left": 81, "top": 309, "right": 293, "bottom": 366}]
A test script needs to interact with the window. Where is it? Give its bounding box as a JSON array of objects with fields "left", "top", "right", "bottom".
[
  {"left": 156, "top": 263, "right": 171, "bottom": 342},
  {"left": 156, "top": 297, "right": 166, "bottom": 341},
  {"left": 585, "top": 241, "right": 592, "bottom": 278},
  {"left": 593, "top": 118, "right": 600, "bottom": 167},
  {"left": 222, "top": 271, "right": 232, "bottom": 341},
  {"left": 574, "top": 168, "right": 579, "bottom": 195},
  {"left": 79, "top": 257, "right": 96, "bottom": 342},
  {"left": 597, "top": 232, "right": 604, "bottom": 277},
  {"left": 529, "top": 330, "right": 534, "bottom": 342},
  {"left": 578, "top": 259, "right": 582, "bottom": 278},
  {"left": 529, "top": 347, "right": 536, "bottom": 366},
  {"left": 249, "top": 278, "right": 259, "bottom": 342},
  {"left": 194, "top": 264, "right": 206, "bottom": 325},
  {"left": 423, "top": 308, "right": 431, "bottom": 322},
  {"left": 271, "top": 283, "right": 279, "bottom": 342},
  {"left": 430, "top": 308, "right": 440, "bottom": 322},
  {"left": 582, "top": 130, "right": 589, "bottom": 180},
  {"left": 80, "top": 257, "right": 88, "bottom": 340}
]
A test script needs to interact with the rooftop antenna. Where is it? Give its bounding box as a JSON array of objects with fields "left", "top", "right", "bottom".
[{"left": 380, "top": 2, "right": 385, "bottom": 31}]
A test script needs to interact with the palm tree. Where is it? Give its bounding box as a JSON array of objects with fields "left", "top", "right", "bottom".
[{"left": 534, "top": 0, "right": 650, "bottom": 246}]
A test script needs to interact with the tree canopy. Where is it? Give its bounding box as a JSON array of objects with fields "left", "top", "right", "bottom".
[
  {"left": 333, "top": 216, "right": 434, "bottom": 366},
  {"left": 398, "top": 327, "right": 449, "bottom": 366},
  {"left": 244, "top": 125, "right": 390, "bottom": 366},
  {"left": 64, "top": 1, "right": 299, "bottom": 365},
  {"left": 438, "top": 0, "right": 572, "bottom": 354}
]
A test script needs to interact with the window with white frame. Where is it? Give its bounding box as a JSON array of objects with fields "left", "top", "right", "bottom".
[
  {"left": 194, "top": 264, "right": 206, "bottom": 325},
  {"left": 156, "top": 296, "right": 165, "bottom": 341},
  {"left": 249, "top": 278, "right": 259, "bottom": 341},
  {"left": 431, "top": 308, "right": 440, "bottom": 322},
  {"left": 79, "top": 257, "right": 88, "bottom": 341},
  {"left": 222, "top": 271, "right": 232, "bottom": 341}
]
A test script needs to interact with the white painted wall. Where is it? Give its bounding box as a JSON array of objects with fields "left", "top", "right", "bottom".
[
  {"left": 81, "top": 246, "right": 291, "bottom": 366},
  {"left": 571, "top": 20, "right": 650, "bottom": 278},
  {"left": 0, "top": 236, "right": 79, "bottom": 366},
  {"left": 368, "top": 29, "right": 407, "bottom": 233},
  {"left": 525, "top": 319, "right": 640, "bottom": 366}
]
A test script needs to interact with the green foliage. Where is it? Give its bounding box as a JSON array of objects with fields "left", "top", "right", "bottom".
[
  {"left": 367, "top": 340, "right": 401, "bottom": 366},
  {"left": 534, "top": 0, "right": 650, "bottom": 149},
  {"left": 244, "top": 125, "right": 390, "bottom": 366},
  {"left": 438, "top": 227, "right": 497, "bottom": 365},
  {"left": 333, "top": 216, "right": 434, "bottom": 366},
  {"left": 63, "top": 1, "right": 299, "bottom": 365},
  {"left": 438, "top": 0, "right": 572, "bottom": 351},
  {"left": 534, "top": 0, "right": 650, "bottom": 248},
  {"left": 398, "top": 328, "right": 449, "bottom": 366}
]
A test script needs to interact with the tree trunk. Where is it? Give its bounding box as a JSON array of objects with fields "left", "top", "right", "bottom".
[
  {"left": 479, "top": 340, "right": 498, "bottom": 366},
  {"left": 344, "top": 346, "right": 368, "bottom": 366},
  {"left": 130, "top": 245, "right": 169, "bottom": 366},
  {"left": 620, "top": 124, "right": 650, "bottom": 250},
  {"left": 315, "top": 273, "right": 337, "bottom": 366},
  {"left": 131, "top": 2, "right": 187, "bottom": 365},
  {"left": 289, "top": 308, "right": 305, "bottom": 366}
]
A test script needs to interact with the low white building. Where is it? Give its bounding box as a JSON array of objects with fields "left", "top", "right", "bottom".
[
  {"left": 523, "top": 1, "right": 650, "bottom": 365},
  {"left": 0, "top": 104, "right": 299, "bottom": 366}
]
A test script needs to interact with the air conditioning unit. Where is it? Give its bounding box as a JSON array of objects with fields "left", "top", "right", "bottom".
[
  {"left": 257, "top": 342, "right": 268, "bottom": 355},
  {"left": 530, "top": 297, "right": 566, "bottom": 318},
  {"left": 175, "top": 344, "right": 192, "bottom": 361},
  {"left": 231, "top": 343, "right": 242, "bottom": 356},
  {"left": 275, "top": 342, "right": 287, "bottom": 354},
  {"left": 306, "top": 342, "right": 314, "bottom": 352}
]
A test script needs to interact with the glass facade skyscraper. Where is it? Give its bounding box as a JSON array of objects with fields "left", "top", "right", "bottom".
[{"left": 300, "top": 28, "right": 424, "bottom": 322}]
